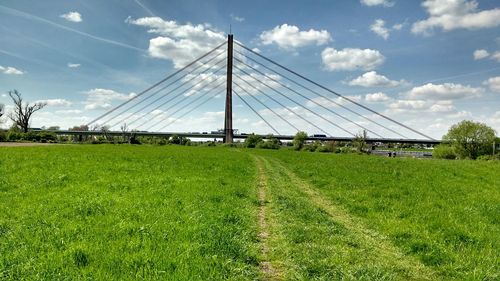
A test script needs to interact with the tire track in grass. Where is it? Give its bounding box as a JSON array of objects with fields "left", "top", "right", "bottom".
[
  {"left": 266, "top": 156, "right": 436, "bottom": 280},
  {"left": 253, "top": 155, "right": 283, "bottom": 280}
]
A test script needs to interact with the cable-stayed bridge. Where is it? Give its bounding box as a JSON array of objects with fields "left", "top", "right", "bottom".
[{"left": 56, "top": 35, "right": 440, "bottom": 145}]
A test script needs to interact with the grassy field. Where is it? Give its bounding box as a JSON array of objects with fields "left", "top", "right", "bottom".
[{"left": 0, "top": 145, "right": 498, "bottom": 280}]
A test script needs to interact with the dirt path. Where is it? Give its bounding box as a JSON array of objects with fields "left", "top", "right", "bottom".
[
  {"left": 253, "top": 156, "right": 282, "bottom": 280},
  {"left": 266, "top": 157, "right": 435, "bottom": 280}
]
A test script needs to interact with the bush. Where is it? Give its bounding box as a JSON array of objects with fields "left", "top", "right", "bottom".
[
  {"left": 202, "top": 141, "right": 216, "bottom": 147},
  {"left": 0, "top": 130, "right": 6, "bottom": 142},
  {"left": 301, "top": 140, "right": 321, "bottom": 152},
  {"left": 257, "top": 137, "right": 281, "bottom": 150},
  {"left": 293, "top": 131, "right": 308, "bottom": 150},
  {"left": 244, "top": 134, "right": 263, "bottom": 148},
  {"left": 433, "top": 145, "right": 457, "bottom": 159},
  {"left": 158, "top": 138, "right": 168, "bottom": 145},
  {"left": 221, "top": 143, "right": 240, "bottom": 148},
  {"left": 477, "top": 154, "right": 500, "bottom": 161},
  {"left": 37, "top": 132, "right": 57, "bottom": 143},
  {"left": 317, "top": 141, "right": 337, "bottom": 153}
]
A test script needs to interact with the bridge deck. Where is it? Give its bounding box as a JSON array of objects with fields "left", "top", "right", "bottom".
[{"left": 52, "top": 130, "right": 441, "bottom": 145}]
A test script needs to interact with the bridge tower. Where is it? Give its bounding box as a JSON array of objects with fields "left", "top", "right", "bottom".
[{"left": 224, "top": 34, "right": 234, "bottom": 143}]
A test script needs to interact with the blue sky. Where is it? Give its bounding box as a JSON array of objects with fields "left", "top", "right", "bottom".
[{"left": 0, "top": 0, "right": 499, "bottom": 138}]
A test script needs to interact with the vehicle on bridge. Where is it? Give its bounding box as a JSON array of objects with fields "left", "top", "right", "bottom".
[{"left": 311, "top": 134, "right": 327, "bottom": 138}]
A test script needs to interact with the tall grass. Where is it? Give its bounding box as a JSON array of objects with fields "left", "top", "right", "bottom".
[
  {"left": 0, "top": 145, "right": 260, "bottom": 280},
  {"left": 0, "top": 145, "right": 498, "bottom": 280},
  {"left": 254, "top": 149, "right": 499, "bottom": 279}
]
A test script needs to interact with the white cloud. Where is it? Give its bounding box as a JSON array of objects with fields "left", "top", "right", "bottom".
[
  {"left": 251, "top": 48, "right": 261, "bottom": 53},
  {"left": 84, "top": 88, "right": 136, "bottom": 110},
  {"left": 27, "top": 110, "right": 91, "bottom": 130},
  {"left": 430, "top": 101, "right": 455, "bottom": 113},
  {"left": 305, "top": 95, "right": 363, "bottom": 108},
  {"left": 429, "top": 103, "right": 455, "bottom": 113},
  {"left": 483, "top": 76, "right": 500, "bottom": 92},
  {"left": 348, "top": 71, "right": 406, "bottom": 87},
  {"left": 67, "top": 63, "right": 81, "bottom": 68},
  {"left": 259, "top": 24, "right": 332, "bottom": 49},
  {"left": 0, "top": 65, "right": 25, "bottom": 75},
  {"left": 126, "top": 16, "right": 225, "bottom": 68},
  {"left": 407, "top": 82, "right": 483, "bottom": 100},
  {"left": 389, "top": 100, "right": 427, "bottom": 110},
  {"left": 60, "top": 11, "right": 82, "bottom": 23},
  {"left": 473, "top": 49, "right": 489, "bottom": 60},
  {"left": 392, "top": 23, "right": 404, "bottom": 30},
  {"left": 151, "top": 109, "right": 165, "bottom": 116},
  {"left": 321, "top": 47, "right": 385, "bottom": 71},
  {"left": 360, "top": 0, "right": 394, "bottom": 7},
  {"left": 365, "top": 92, "right": 390, "bottom": 102},
  {"left": 233, "top": 72, "right": 283, "bottom": 96},
  {"left": 412, "top": 0, "right": 500, "bottom": 35},
  {"left": 388, "top": 99, "right": 456, "bottom": 115},
  {"left": 230, "top": 14, "right": 245, "bottom": 22},
  {"left": 55, "top": 109, "right": 82, "bottom": 114},
  {"left": 492, "top": 51, "right": 500, "bottom": 62},
  {"left": 487, "top": 111, "right": 500, "bottom": 128},
  {"left": 35, "top": 99, "right": 72, "bottom": 107},
  {"left": 370, "top": 19, "right": 389, "bottom": 39}
]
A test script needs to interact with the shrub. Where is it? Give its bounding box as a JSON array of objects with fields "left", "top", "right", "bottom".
[
  {"left": 37, "top": 132, "right": 57, "bottom": 143},
  {"left": 202, "top": 141, "right": 216, "bottom": 147},
  {"left": 7, "top": 130, "right": 23, "bottom": 141},
  {"left": 293, "top": 131, "right": 308, "bottom": 150},
  {"left": 317, "top": 141, "right": 337, "bottom": 153},
  {"left": 257, "top": 137, "right": 281, "bottom": 149},
  {"left": 244, "top": 134, "right": 263, "bottom": 148},
  {"left": 168, "top": 135, "right": 190, "bottom": 145},
  {"left": 477, "top": 153, "right": 500, "bottom": 161},
  {"left": 169, "top": 134, "right": 181, "bottom": 145},
  {"left": 221, "top": 143, "right": 240, "bottom": 148},
  {"left": 433, "top": 145, "right": 457, "bottom": 159},
  {"left": 301, "top": 140, "right": 321, "bottom": 152}
]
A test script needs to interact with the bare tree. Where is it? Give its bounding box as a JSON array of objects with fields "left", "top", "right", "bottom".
[
  {"left": 8, "top": 90, "right": 47, "bottom": 133},
  {"left": 121, "top": 123, "right": 130, "bottom": 143},
  {"left": 0, "top": 103, "right": 4, "bottom": 126}
]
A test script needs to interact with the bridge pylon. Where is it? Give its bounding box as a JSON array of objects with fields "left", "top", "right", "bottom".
[{"left": 224, "top": 34, "right": 234, "bottom": 143}]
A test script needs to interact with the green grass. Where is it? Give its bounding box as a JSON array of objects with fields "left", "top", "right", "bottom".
[
  {"left": 253, "top": 149, "right": 500, "bottom": 280},
  {"left": 0, "top": 145, "right": 260, "bottom": 280},
  {"left": 0, "top": 145, "right": 499, "bottom": 280}
]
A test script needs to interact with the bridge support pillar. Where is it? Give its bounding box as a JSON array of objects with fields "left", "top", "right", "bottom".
[{"left": 224, "top": 34, "right": 234, "bottom": 143}]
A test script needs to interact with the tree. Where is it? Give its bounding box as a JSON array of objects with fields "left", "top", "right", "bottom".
[
  {"left": 353, "top": 130, "right": 368, "bottom": 153},
  {"left": 0, "top": 103, "right": 4, "bottom": 125},
  {"left": 46, "top": 126, "right": 60, "bottom": 131},
  {"left": 443, "top": 120, "right": 496, "bottom": 159},
  {"left": 8, "top": 90, "right": 46, "bottom": 133},
  {"left": 293, "top": 131, "right": 308, "bottom": 150},
  {"left": 70, "top": 125, "right": 89, "bottom": 131}
]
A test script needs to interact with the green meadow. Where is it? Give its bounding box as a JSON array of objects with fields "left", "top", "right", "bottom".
[{"left": 0, "top": 145, "right": 498, "bottom": 280}]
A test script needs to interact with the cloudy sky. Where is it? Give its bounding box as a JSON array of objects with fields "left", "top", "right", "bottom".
[{"left": 0, "top": 0, "right": 499, "bottom": 139}]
